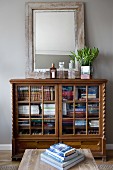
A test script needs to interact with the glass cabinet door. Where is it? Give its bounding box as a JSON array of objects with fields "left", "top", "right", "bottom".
[
  {"left": 30, "top": 86, "right": 42, "bottom": 135},
  {"left": 87, "top": 86, "right": 99, "bottom": 134},
  {"left": 61, "top": 85, "right": 100, "bottom": 136},
  {"left": 17, "top": 85, "right": 57, "bottom": 136},
  {"left": 43, "top": 86, "right": 56, "bottom": 135},
  {"left": 62, "top": 86, "right": 74, "bottom": 134},
  {"left": 17, "top": 86, "right": 30, "bottom": 135}
]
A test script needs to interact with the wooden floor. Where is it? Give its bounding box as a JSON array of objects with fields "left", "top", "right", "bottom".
[
  {"left": 0, "top": 150, "right": 113, "bottom": 166},
  {"left": 95, "top": 150, "right": 113, "bottom": 164}
]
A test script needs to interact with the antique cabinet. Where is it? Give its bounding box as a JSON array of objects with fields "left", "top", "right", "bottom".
[{"left": 10, "top": 79, "right": 107, "bottom": 160}]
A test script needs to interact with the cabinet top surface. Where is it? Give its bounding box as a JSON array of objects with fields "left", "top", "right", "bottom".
[{"left": 10, "top": 78, "right": 107, "bottom": 84}]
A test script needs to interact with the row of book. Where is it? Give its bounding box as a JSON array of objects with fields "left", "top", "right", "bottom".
[
  {"left": 18, "top": 104, "right": 55, "bottom": 115},
  {"left": 18, "top": 86, "right": 55, "bottom": 101},
  {"left": 62, "top": 119, "right": 99, "bottom": 127},
  {"left": 63, "top": 103, "right": 99, "bottom": 117},
  {"left": 62, "top": 86, "right": 99, "bottom": 100},
  {"left": 41, "top": 143, "right": 85, "bottom": 170}
]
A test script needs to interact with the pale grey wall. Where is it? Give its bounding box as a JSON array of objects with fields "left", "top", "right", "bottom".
[{"left": 0, "top": 0, "right": 113, "bottom": 145}]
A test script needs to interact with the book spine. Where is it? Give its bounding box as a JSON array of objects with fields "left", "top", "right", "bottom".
[
  {"left": 41, "top": 157, "right": 63, "bottom": 170},
  {"left": 46, "top": 148, "right": 65, "bottom": 157},
  {"left": 41, "top": 152, "right": 84, "bottom": 168},
  {"left": 45, "top": 151, "right": 64, "bottom": 162},
  {"left": 41, "top": 156, "right": 85, "bottom": 170},
  {"left": 49, "top": 144, "right": 75, "bottom": 156},
  {"left": 45, "top": 150, "right": 78, "bottom": 162}
]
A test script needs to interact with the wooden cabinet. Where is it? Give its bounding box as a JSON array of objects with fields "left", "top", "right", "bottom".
[{"left": 10, "top": 79, "right": 107, "bottom": 160}]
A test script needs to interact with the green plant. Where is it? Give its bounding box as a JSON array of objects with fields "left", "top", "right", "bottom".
[{"left": 69, "top": 47, "right": 99, "bottom": 66}]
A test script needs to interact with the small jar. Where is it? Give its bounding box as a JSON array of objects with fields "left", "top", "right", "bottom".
[
  {"left": 69, "top": 60, "right": 73, "bottom": 69},
  {"left": 68, "top": 60, "right": 75, "bottom": 79},
  {"left": 58, "top": 62, "right": 65, "bottom": 79}
]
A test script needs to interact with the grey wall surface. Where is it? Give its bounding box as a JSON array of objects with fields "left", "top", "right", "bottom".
[{"left": 0, "top": 0, "right": 113, "bottom": 145}]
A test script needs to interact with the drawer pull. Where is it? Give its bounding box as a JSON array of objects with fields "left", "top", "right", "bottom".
[{"left": 97, "top": 142, "right": 100, "bottom": 146}]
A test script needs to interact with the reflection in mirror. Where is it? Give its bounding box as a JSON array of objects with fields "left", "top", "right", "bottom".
[
  {"left": 35, "top": 55, "right": 70, "bottom": 69},
  {"left": 34, "top": 11, "right": 75, "bottom": 55},
  {"left": 25, "top": 2, "right": 84, "bottom": 78},
  {"left": 34, "top": 10, "right": 75, "bottom": 70}
]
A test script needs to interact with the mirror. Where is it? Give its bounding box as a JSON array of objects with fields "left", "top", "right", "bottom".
[{"left": 25, "top": 2, "right": 84, "bottom": 77}]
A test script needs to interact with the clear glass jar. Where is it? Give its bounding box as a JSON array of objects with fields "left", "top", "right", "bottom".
[
  {"left": 69, "top": 60, "right": 73, "bottom": 69},
  {"left": 58, "top": 62, "right": 65, "bottom": 79},
  {"left": 68, "top": 60, "right": 75, "bottom": 79}
]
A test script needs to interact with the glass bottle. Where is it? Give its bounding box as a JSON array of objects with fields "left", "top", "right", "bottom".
[
  {"left": 50, "top": 63, "right": 57, "bottom": 79},
  {"left": 58, "top": 62, "right": 65, "bottom": 79},
  {"left": 68, "top": 60, "right": 75, "bottom": 79}
]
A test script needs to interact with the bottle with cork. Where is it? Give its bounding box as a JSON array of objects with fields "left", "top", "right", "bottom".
[{"left": 50, "top": 63, "right": 57, "bottom": 79}]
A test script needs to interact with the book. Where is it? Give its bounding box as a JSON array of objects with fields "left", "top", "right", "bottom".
[
  {"left": 41, "top": 152, "right": 85, "bottom": 170},
  {"left": 49, "top": 143, "right": 76, "bottom": 156},
  {"left": 43, "top": 150, "right": 78, "bottom": 163},
  {"left": 44, "top": 104, "right": 55, "bottom": 115},
  {"left": 41, "top": 151, "right": 85, "bottom": 168}
]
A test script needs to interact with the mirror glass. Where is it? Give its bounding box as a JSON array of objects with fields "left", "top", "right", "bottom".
[
  {"left": 34, "top": 10, "right": 75, "bottom": 70},
  {"left": 25, "top": 2, "right": 84, "bottom": 77}
]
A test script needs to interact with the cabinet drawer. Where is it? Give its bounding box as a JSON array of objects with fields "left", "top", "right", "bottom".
[
  {"left": 16, "top": 140, "right": 58, "bottom": 153},
  {"left": 81, "top": 141, "right": 101, "bottom": 151},
  {"left": 60, "top": 139, "right": 102, "bottom": 152}
]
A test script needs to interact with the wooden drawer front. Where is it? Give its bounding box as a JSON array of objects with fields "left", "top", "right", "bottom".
[
  {"left": 16, "top": 140, "right": 58, "bottom": 153},
  {"left": 62, "top": 141, "right": 81, "bottom": 149},
  {"left": 17, "top": 141, "right": 37, "bottom": 150},
  {"left": 81, "top": 141, "right": 101, "bottom": 151},
  {"left": 36, "top": 141, "right": 58, "bottom": 149},
  {"left": 60, "top": 140, "right": 102, "bottom": 152}
]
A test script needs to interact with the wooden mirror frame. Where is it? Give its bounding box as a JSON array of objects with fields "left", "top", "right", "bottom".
[{"left": 25, "top": 2, "right": 84, "bottom": 78}]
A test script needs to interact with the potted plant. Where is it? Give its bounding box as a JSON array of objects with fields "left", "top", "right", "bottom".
[{"left": 69, "top": 47, "right": 99, "bottom": 79}]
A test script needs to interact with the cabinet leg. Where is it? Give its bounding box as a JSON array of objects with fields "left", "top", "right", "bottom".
[{"left": 102, "top": 156, "right": 107, "bottom": 162}]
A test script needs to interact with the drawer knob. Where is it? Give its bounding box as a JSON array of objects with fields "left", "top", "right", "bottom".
[{"left": 97, "top": 142, "right": 100, "bottom": 146}]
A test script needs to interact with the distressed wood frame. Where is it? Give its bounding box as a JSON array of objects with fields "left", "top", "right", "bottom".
[{"left": 25, "top": 2, "right": 84, "bottom": 77}]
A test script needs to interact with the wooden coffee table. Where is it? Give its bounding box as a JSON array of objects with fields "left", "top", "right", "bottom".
[{"left": 18, "top": 149, "right": 99, "bottom": 170}]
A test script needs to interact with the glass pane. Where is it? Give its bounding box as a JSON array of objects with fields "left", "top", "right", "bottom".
[
  {"left": 88, "top": 103, "right": 99, "bottom": 118},
  {"left": 62, "top": 86, "right": 73, "bottom": 100},
  {"left": 43, "top": 103, "right": 55, "bottom": 118},
  {"left": 31, "top": 104, "right": 42, "bottom": 118},
  {"left": 75, "top": 103, "right": 86, "bottom": 118},
  {"left": 44, "top": 86, "right": 55, "bottom": 101},
  {"left": 88, "top": 86, "right": 99, "bottom": 101},
  {"left": 88, "top": 119, "right": 99, "bottom": 134},
  {"left": 75, "top": 119, "right": 86, "bottom": 134},
  {"left": 18, "top": 104, "right": 29, "bottom": 118},
  {"left": 18, "top": 104, "right": 30, "bottom": 135},
  {"left": 75, "top": 86, "right": 86, "bottom": 101},
  {"left": 43, "top": 119, "right": 55, "bottom": 134},
  {"left": 18, "top": 119, "right": 30, "bottom": 135},
  {"left": 31, "top": 119, "right": 42, "bottom": 135},
  {"left": 31, "top": 86, "right": 42, "bottom": 101},
  {"left": 62, "top": 119, "right": 73, "bottom": 134},
  {"left": 62, "top": 103, "right": 74, "bottom": 118},
  {"left": 18, "top": 86, "right": 29, "bottom": 101}
]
